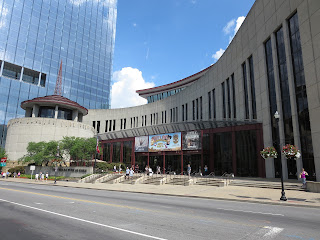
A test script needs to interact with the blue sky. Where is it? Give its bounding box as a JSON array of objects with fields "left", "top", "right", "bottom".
[{"left": 111, "top": 0, "right": 255, "bottom": 108}]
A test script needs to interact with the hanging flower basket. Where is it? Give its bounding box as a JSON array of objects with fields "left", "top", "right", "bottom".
[
  {"left": 282, "top": 144, "right": 301, "bottom": 159},
  {"left": 260, "top": 146, "right": 278, "bottom": 159}
]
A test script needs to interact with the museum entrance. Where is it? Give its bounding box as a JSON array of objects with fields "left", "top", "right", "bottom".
[{"left": 183, "top": 154, "right": 201, "bottom": 175}]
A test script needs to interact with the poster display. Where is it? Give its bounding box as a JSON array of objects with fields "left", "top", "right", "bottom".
[
  {"left": 182, "top": 131, "right": 201, "bottom": 150},
  {"left": 149, "top": 132, "right": 181, "bottom": 152},
  {"left": 134, "top": 136, "right": 149, "bottom": 152}
]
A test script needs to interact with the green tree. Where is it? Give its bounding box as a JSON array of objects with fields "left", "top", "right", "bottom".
[
  {"left": 60, "top": 137, "right": 98, "bottom": 162},
  {"left": 0, "top": 146, "right": 6, "bottom": 159},
  {"left": 19, "top": 141, "right": 59, "bottom": 166}
]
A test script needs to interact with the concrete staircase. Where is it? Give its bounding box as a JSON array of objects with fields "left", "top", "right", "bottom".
[
  {"left": 120, "top": 175, "right": 142, "bottom": 184},
  {"left": 142, "top": 176, "right": 166, "bottom": 185},
  {"left": 166, "top": 176, "right": 193, "bottom": 186},
  {"left": 229, "top": 179, "right": 304, "bottom": 191},
  {"left": 102, "top": 174, "right": 124, "bottom": 184},
  {"left": 194, "top": 178, "right": 225, "bottom": 187}
]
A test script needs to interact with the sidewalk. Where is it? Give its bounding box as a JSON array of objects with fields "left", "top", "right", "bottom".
[{"left": 1, "top": 178, "right": 319, "bottom": 208}]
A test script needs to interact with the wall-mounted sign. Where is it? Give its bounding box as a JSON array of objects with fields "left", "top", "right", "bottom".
[
  {"left": 0, "top": 157, "right": 7, "bottom": 167},
  {"left": 149, "top": 132, "right": 181, "bottom": 152},
  {"left": 134, "top": 136, "right": 149, "bottom": 152},
  {"left": 182, "top": 131, "right": 201, "bottom": 150}
]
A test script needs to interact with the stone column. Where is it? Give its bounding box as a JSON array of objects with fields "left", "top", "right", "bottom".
[{"left": 54, "top": 105, "right": 59, "bottom": 119}]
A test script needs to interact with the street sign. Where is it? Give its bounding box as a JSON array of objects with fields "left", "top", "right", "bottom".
[
  {"left": 30, "top": 165, "right": 35, "bottom": 171},
  {"left": 0, "top": 157, "right": 7, "bottom": 167}
]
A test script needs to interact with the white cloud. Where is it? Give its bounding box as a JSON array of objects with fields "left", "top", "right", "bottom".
[
  {"left": 133, "top": 23, "right": 137, "bottom": 27},
  {"left": 223, "top": 19, "right": 235, "bottom": 35},
  {"left": 234, "top": 16, "right": 245, "bottom": 35},
  {"left": 111, "top": 67, "right": 155, "bottom": 109},
  {"left": 212, "top": 48, "right": 225, "bottom": 61}
]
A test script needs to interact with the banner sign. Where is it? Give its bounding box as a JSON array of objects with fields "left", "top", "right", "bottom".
[
  {"left": 135, "top": 136, "right": 149, "bottom": 152},
  {"left": 182, "top": 131, "right": 202, "bottom": 150},
  {"left": 149, "top": 132, "right": 181, "bottom": 152},
  {"left": 0, "top": 157, "right": 7, "bottom": 167}
]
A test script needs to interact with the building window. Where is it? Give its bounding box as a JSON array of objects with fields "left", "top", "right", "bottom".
[
  {"left": 289, "top": 13, "right": 315, "bottom": 179},
  {"left": 123, "top": 119, "right": 126, "bottom": 129},
  {"left": 58, "top": 108, "right": 72, "bottom": 120},
  {"left": 109, "top": 120, "right": 112, "bottom": 132},
  {"left": 231, "top": 74, "right": 236, "bottom": 118},
  {"left": 23, "top": 68, "right": 39, "bottom": 85},
  {"left": 212, "top": 89, "right": 216, "bottom": 119},
  {"left": 226, "top": 78, "right": 231, "bottom": 118},
  {"left": 2, "top": 62, "right": 22, "bottom": 80},
  {"left": 165, "top": 111, "right": 167, "bottom": 123},
  {"left": 185, "top": 103, "right": 188, "bottom": 121},
  {"left": 200, "top": 97, "right": 202, "bottom": 120},
  {"left": 113, "top": 120, "right": 116, "bottom": 131},
  {"left": 192, "top": 100, "right": 195, "bottom": 120},
  {"left": 144, "top": 115, "right": 147, "bottom": 126},
  {"left": 276, "top": 27, "right": 293, "bottom": 145},
  {"left": 208, "top": 92, "right": 211, "bottom": 119},
  {"left": 196, "top": 98, "right": 199, "bottom": 120},
  {"left": 182, "top": 105, "right": 185, "bottom": 121},
  {"left": 38, "top": 106, "right": 55, "bottom": 118},
  {"left": 105, "top": 120, "right": 108, "bottom": 132},
  {"left": 242, "top": 62, "right": 249, "bottom": 119},
  {"left": 248, "top": 56, "right": 257, "bottom": 119},
  {"left": 170, "top": 109, "right": 173, "bottom": 123},
  {"left": 176, "top": 107, "right": 178, "bottom": 122},
  {"left": 150, "top": 114, "right": 153, "bottom": 125},
  {"left": 96, "top": 121, "right": 100, "bottom": 133},
  {"left": 222, "top": 82, "right": 226, "bottom": 118},
  {"left": 265, "top": 38, "right": 280, "bottom": 177}
]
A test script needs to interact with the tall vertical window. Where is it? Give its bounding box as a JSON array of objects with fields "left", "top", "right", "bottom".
[
  {"left": 265, "top": 38, "right": 280, "bottom": 177},
  {"left": 289, "top": 13, "right": 315, "bottom": 179},
  {"left": 232, "top": 74, "right": 236, "bottom": 118},
  {"left": 212, "top": 89, "right": 216, "bottom": 119},
  {"left": 196, "top": 98, "right": 199, "bottom": 120},
  {"left": 97, "top": 121, "right": 100, "bottom": 133},
  {"left": 165, "top": 111, "right": 167, "bottom": 123},
  {"left": 208, "top": 92, "right": 212, "bottom": 119},
  {"left": 248, "top": 56, "right": 257, "bottom": 119},
  {"left": 170, "top": 109, "right": 173, "bottom": 122},
  {"left": 226, "top": 78, "right": 231, "bottom": 118},
  {"left": 222, "top": 82, "right": 226, "bottom": 118},
  {"left": 200, "top": 97, "right": 203, "bottom": 120},
  {"left": 182, "top": 105, "right": 185, "bottom": 121},
  {"left": 242, "top": 62, "right": 249, "bottom": 119},
  {"left": 276, "top": 27, "right": 293, "bottom": 144},
  {"left": 105, "top": 120, "right": 108, "bottom": 132},
  {"left": 192, "top": 100, "right": 195, "bottom": 120},
  {"left": 185, "top": 103, "right": 188, "bottom": 121},
  {"left": 176, "top": 107, "right": 178, "bottom": 122}
]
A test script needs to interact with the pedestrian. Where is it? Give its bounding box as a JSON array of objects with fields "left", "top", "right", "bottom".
[
  {"left": 129, "top": 167, "right": 134, "bottom": 179},
  {"left": 41, "top": 173, "right": 44, "bottom": 181},
  {"left": 39, "top": 172, "right": 42, "bottom": 181},
  {"left": 300, "top": 168, "right": 308, "bottom": 188},
  {"left": 148, "top": 167, "right": 153, "bottom": 176},
  {"left": 135, "top": 164, "right": 139, "bottom": 173},
  {"left": 113, "top": 165, "right": 117, "bottom": 172},
  {"left": 6, "top": 171, "right": 10, "bottom": 178},
  {"left": 125, "top": 167, "right": 130, "bottom": 179},
  {"left": 156, "top": 165, "right": 161, "bottom": 175},
  {"left": 45, "top": 172, "right": 49, "bottom": 182},
  {"left": 13, "top": 172, "right": 17, "bottom": 178},
  {"left": 18, "top": 172, "right": 21, "bottom": 178},
  {"left": 187, "top": 164, "right": 191, "bottom": 177},
  {"left": 35, "top": 173, "right": 39, "bottom": 181},
  {"left": 204, "top": 165, "right": 208, "bottom": 176}
]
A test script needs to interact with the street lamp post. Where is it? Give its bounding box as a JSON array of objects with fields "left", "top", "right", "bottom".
[
  {"left": 54, "top": 145, "right": 60, "bottom": 184},
  {"left": 274, "top": 111, "right": 287, "bottom": 201}
]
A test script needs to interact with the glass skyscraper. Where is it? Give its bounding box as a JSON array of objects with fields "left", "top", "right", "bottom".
[{"left": 0, "top": 0, "right": 117, "bottom": 147}]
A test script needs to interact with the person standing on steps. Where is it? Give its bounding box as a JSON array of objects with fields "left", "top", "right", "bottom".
[{"left": 300, "top": 168, "right": 308, "bottom": 188}]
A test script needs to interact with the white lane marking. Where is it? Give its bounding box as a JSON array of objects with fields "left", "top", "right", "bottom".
[
  {"left": 34, "top": 202, "right": 43, "bottom": 205},
  {"left": 263, "top": 226, "right": 283, "bottom": 238},
  {"left": 216, "top": 208, "right": 284, "bottom": 216},
  {"left": 241, "top": 226, "right": 283, "bottom": 240},
  {"left": 0, "top": 198, "right": 167, "bottom": 240}
]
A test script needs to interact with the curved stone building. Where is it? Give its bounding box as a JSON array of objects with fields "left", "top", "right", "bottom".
[
  {"left": 84, "top": 0, "right": 320, "bottom": 181},
  {"left": 5, "top": 95, "right": 94, "bottom": 161}
]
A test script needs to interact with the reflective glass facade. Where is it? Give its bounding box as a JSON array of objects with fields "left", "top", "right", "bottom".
[{"left": 0, "top": 0, "right": 117, "bottom": 147}]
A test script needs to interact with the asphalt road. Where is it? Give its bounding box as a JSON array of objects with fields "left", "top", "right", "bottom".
[{"left": 0, "top": 181, "right": 319, "bottom": 240}]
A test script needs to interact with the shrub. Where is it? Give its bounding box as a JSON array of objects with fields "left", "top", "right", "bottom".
[{"left": 8, "top": 166, "right": 25, "bottom": 174}]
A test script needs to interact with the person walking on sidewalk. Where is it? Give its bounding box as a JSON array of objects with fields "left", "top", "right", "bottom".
[
  {"left": 187, "top": 164, "right": 191, "bottom": 177},
  {"left": 300, "top": 168, "right": 308, "bottom": 188}
]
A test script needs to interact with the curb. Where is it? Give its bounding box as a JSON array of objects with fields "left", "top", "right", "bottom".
[{"left": 1, "top": 179, "right": 319, "bottom": 209}]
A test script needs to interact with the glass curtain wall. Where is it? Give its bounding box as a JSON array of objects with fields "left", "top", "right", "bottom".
[
  {"left": 265, "top": 38, "right": 281, "bottom": 178},
  {"left": 0, "top": 0, "right": 117, "bottom": 147},
  {"left": 288, "top": 13, "right": 315, "bottom": 180}
]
